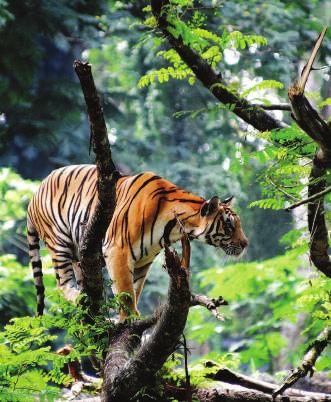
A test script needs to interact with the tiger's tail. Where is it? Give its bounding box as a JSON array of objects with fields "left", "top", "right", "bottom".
[{"left": 27, "top": 220, "right": 45, "bottom": 316}]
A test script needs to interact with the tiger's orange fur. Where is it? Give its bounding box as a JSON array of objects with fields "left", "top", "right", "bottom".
[{"left": 27, "top": 164, "right": 247, "bottom": 318}]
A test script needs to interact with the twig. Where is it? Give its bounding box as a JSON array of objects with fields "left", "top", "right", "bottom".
[
  {"left": 286, "top": 185, "right": 331, "bottom": 210},
  {"left": 190, "top": 294, "right": 228, "bottom": 321},
  {"left": 273, "top": 327, "right": 331, "bottom": 398},
  {"left": 182, "top": 333, "right": 192, "bottom": 402},
  {"left": 267, "top": 177, "right": 299, "bottom": 201},
  {"left": 298, "top": 28, "right": 328, "bottom": 92}
]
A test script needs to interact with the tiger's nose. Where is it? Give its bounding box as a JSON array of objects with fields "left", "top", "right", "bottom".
[{"left": 240, "top": 238, "right": 248, "bottom": 248}]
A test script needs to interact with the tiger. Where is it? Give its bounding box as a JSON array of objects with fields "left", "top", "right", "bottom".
[{"left": 27, "top": 164, "right": 248, "bottom": 319}]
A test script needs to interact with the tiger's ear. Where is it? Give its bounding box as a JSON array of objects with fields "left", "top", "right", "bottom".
[
  {"left": 222, "top": 195, "right": 235, "bottom": 206},
  {"left": 201, "top": 196, "right": 220, "bottom": 217}
]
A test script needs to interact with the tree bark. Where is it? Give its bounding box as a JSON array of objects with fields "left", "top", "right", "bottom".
[
  {"left": 287, "top": 28, "right": 331, "bottom": 278},
  {"left": 74, "top": 60, "right": 120, "bottom": 315},
  {"left": 101, "top": 241, "right": 191, "bottom": 401}
]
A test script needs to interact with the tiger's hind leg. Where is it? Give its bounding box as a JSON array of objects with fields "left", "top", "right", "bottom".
[{"left": 47, "top": 246, "right": 81, "bottom": 303}]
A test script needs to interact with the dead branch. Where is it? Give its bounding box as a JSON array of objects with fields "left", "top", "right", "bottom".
[
  {"left": 151, "top": 0, "right": 284, "bottom": 132},
  {"left": 288, "top": 28, "right": 331, "bottom": 157},
  {"left": 196, "top": 384, "right": 331, "bottom": 402},
  {"left": 286, "top": 185, "right": 331, "bottom": 210},
  {"left": 298, "top": 28, "right": 328, "bottom": 93},
  {"left": 204, "top": 362, "right": 331, "bottom": 400},
  {"left": 74, "top": 60, "right": 121, "bottom": 315},
  {"left": 287, "top": 29, "right": 331, "bottom": 278},
  {"left": 190, "top": 294, "right": 228, "bottom": 321},
  {"left": 101, "top": 238, "right": 192, "bottom": 401},
  {"left": 273, "top": 327, "right": 331, "bottom": 398}
]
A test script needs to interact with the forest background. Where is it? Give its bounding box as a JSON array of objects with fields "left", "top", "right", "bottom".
[{"left": 0, "top": 0, "right": 331, "bottom": 400}]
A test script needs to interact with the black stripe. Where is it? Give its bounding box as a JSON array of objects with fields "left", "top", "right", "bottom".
[
  {"left": 55, "top": 262, "right": 71, "bottom": 270},
  {"left": 129, "top": 175, "right": 161, "bottom": 204},
  {"left": 140, "top": 209, "right": 145, "bottom": 259},
  {"left": 161, "top": 218, "right": 177, "bottom": 246},
  {"left": 128, "top": 233, "right": 136, "bottom": 261},
  {"left": 29, "top": 244, "right": 40, "bottom": 250},
  {"left": 134, "top": 274, "right": 146, "bottom": 283},
  {"left": 152, "top": 189, "right": 177, "bottom": 199},
  {"left": 151, "top": 197, "right": 163, "bottom": 245},
  {"left": 178, "top": 199, "right": 204, "bottom": 204},
  {"left": 182, "top": 210, "right": 200, "bottom": 221},
  {"left": 32, "top": 261, "right": 42, "bottom": 269},
  {"left": 62, "top": 268, "right": 73, "bottom": 275},
  {"left": 60, "top": 277, "right": 73, "bottom": 287},
  {"left": 123, "top": 175, "right": 161, "bottom": 247},
  {"left": 124, "top": 173, "right": 144, "bottom": 197},
  {"left": 36, "top": 285, "right": 45, "bottom": 295},
  {"left": 33, "top": 271, "right": 43, "bottom": 278},
  {"left": 74, "top": 165, "right": 89, "bottom": 180},
  {"left": 206, "top": 213, "right": 220, "bottom": 235}
]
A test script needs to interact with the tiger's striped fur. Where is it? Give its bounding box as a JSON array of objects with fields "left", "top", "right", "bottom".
[{"left": 27, "top": 164, "right": 248, "bottom": 318}]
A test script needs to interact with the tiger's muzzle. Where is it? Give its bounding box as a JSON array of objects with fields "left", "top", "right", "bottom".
[{"left": 222, "top": 238, "right": 248, "bottom": 256}]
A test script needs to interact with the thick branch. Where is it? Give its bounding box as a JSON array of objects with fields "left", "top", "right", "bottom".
[
  {"left": 102, "top": 240, "right": 191, "bottom": 401},
  {"left": 287, "top": 29, "right": 331, "bottom": 278},
  {"left": 273, "top": 327, "right": 331, "bottom": 398},
  {"left": 74, "top": 60, "right": 120, "bottom": 315},
  {"left": 308, "top": 166, "right": 331, "bottom": 277},
  {"left": 151, "top": 0, "right": 284, "bottom": 132}
]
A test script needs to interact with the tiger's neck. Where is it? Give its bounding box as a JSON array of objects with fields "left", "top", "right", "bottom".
[{"left": 158, "top": 190, "right": 205, "bottom": 246}]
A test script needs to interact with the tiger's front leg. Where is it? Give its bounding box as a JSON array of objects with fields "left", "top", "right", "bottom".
[{"left": 104, "top": 250, "right": 138, "bottom": 321}]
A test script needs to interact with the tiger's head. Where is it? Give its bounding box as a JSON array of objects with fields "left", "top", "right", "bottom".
[{"left": 188, "top": 196, "right": 248, "bottom": 256}]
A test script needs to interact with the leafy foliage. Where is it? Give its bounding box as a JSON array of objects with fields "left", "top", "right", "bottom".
[
  {"left": 187, "top": 249, "right": 331, "bottom": 373},
  {"left": 0, "top": 283, "right": 122, "bottom": 400},
  {"left": 0, "top": 168, "right": 38, "bottom": 258},
  {"left": 0, "top": 315, "right": 67, "bottom": 401}
]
